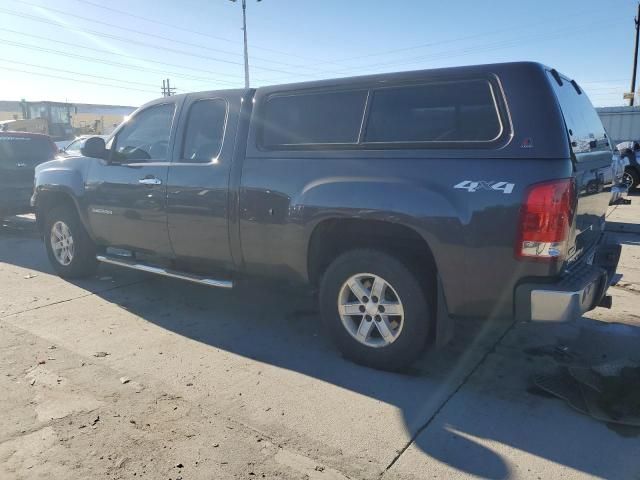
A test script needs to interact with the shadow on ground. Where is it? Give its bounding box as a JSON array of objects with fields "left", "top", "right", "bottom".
[{"left": 2, "top": 216, "right": 639, "bottom": 479}]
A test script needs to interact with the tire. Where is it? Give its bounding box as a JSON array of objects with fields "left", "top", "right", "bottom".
[
  {"left": 623, "top": 166, "right": 640, "bottom": 191},
  {"left": 319, "top": 249, "right": 432, "bottom": 371},
  {"left": 44, "top": 205, "right": 98, "bottom": 278}
]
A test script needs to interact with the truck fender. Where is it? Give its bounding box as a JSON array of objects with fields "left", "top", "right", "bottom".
[
  {"left": 33, "top": 165, "right": 91, "bottom": 236},
  {"left": 293, "top": 175, "right": 469, "bottom": 323}
]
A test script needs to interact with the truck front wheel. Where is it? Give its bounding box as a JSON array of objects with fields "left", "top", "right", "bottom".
[
  {"left": 319, "top": 249, "right": 432, "bottom": 371},
  {"left": 44, "top": 205, "right": 97, "bottom": 278}
]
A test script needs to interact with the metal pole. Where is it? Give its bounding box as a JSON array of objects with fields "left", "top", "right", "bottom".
[
  {"left": 242, "top": 0, "right": 250, "bottom": 88},
  {"left": 630, "top": 2, "right": 640, "bottom": 106}
]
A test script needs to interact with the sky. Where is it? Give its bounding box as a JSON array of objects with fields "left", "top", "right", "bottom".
[{"left": 0, "top": 0, "right": 637, "bottom": 108}]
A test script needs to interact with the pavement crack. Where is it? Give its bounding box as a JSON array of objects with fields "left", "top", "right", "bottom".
[
  {"left": 380, "top": 319, "right": 518, "bottom": 477},
  {"left": 0, "top": 278, "right": 153, "bottom": 320}
]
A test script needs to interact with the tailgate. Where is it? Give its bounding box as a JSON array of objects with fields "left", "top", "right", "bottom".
[{"left": 547, "top": 70, "right": 613, "bottom": 262}]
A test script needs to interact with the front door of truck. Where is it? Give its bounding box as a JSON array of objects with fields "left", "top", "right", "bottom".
[
  {"left": 85, "top": 101, "right": 179, "bottom": 255},
  {"left": 165, "top": 92, "right": 241, "bottom": 272}
]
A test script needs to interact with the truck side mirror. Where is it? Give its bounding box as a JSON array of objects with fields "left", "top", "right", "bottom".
[{"left": 81, "top": 137, "right": 107, "bottom": 159}]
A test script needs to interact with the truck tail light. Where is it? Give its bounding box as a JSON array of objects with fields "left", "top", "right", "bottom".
[{"left": 516, "top": 178, "right": 575, "bottom": 261}]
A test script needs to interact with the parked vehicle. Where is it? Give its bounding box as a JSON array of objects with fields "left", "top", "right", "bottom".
[
  {"left": 32, "top": 62, "right": 621, "bottom": 370},
  {"left": 0, "top": 132, "right": 57, "bottom": 218},
  {"left": 615, "top": 141, "right": 640, "bottom": 190},
  {"left": 0, "top": 101, "right": 75, "bottom": 142},
  {"left": 597, "top": 107, "right": 640, "bottom": 190},
  {"left": 59, "top": 135, "right": 109, "bottom": 158}
]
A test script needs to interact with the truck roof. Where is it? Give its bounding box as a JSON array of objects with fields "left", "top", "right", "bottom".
[
  {"left": 154, "top": 61, "right": 555, "bottom": 100},
  {"left": 137, "top": 61, "right": 588, "bottom": 160}
]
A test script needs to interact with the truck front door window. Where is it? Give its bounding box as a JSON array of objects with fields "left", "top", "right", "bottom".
[{"left": 112, "top": 104, "right": 174, "bottom": 162}]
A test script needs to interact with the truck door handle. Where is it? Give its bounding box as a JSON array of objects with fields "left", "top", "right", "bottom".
[
  {"left": 16, "top": 162, "right": 26, "bottom": 168},
  {"left": 138, "top": 177, "right": 162, "bottom": 185}
]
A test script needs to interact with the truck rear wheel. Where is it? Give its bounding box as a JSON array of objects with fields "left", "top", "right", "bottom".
[
  {"left": 319, "top": 249, "right": 432, "bottom": 371},
  {"left": 44, "top": 205, "right": 97, "bottom": 278}
]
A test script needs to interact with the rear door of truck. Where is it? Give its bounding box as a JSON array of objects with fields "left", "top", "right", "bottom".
[
  {"left": 547, "top": 71, "right": 614, "bottom": 262},
  {"left": 165, "top": 90, "right": 243, "bottom": 272}
]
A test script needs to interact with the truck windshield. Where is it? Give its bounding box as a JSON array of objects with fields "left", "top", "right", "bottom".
[
  {"left": 49, "top": 105, "right": 71, "bottom": 124},
  {"left": 28, "top": 105, "right": 47, "bottom": 120}
]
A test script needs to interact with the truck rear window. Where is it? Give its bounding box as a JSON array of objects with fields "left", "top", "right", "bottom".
[
  {"left": 0, "top": 136, "right": 54, "bottom": 163},
  {"left": 547, "top": 71, "right": 609, "bottom": 160},
  {"left": 364, "top": 80, "right": 503, "bottom": 143}
]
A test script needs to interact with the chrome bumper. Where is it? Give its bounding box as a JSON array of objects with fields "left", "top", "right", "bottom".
[{"left": 515, "top": 242, "right": 621, "bottom": 322}]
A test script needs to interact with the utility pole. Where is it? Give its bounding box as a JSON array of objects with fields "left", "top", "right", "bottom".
[
  {"left": 630, "top": 2, "right": 640, "bottom": 106},
  {"left": 229, "top": 0, "right": 262, "bottom": 88},
  {"left": 161, "top": 78, "right": 176, "bottom": 97}
]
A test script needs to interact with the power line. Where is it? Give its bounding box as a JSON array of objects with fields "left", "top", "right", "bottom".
[
  {"left": 0, "top": 6, "right": 314, "bottom": 78},
  {"left": 0, "top": 64, "right": 158, "bottom": 94},
  {"left": 308, "top": 5, "right": 617, "bottom": 68},
  {"left": 315, "top": 18, "right": 619, "bottom": 76},
  {"left": 581, "top": 79, "right": 629, "bottom": 84},
  {"left": 67, "top": 0, "right": 346, "bottom": 67},
  {"left": 0, "top": 38, "right": 245, "bottom": 88},
  {"left": 0, "top": 57, "right": 160, "bottom": 89},
  {"left": 2, "top": 3, "right": 625, "bottom": 96},
  {"left": 0, "top": 28, "right": 246, "bottom": 84},
  {"left": 11, "top": 0, "right": 328, "bottom": 72}
]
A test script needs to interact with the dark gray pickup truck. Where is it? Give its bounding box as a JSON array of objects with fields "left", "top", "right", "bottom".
[{"left": 32, "top": 62, "right": 621, "bottom": 371}]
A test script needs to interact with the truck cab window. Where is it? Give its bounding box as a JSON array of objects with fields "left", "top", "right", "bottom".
[
  {"left": 181, "top": 98, "right": 227, "bottom": 163},
  {"left": 261, "top": 90, "right": 367, "bottom": 148},
  {"left": 111, "top": 103, "right": 174, "bottom": 162}
]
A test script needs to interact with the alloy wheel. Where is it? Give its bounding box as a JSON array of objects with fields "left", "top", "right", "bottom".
[
  {"left": 337, "top": 273, "right": 405, "bottom": 348},
  {"left": 50, "top": 220, "right": 75, "bottom": 266}
]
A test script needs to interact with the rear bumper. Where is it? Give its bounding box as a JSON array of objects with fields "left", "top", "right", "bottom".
[{"left": 514, "top": 241, "right": 621, "bottom": 322}]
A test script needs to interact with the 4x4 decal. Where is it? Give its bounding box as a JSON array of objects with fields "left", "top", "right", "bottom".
[{"left": 454, "top": 180, "right": 515, "bottom": 194}]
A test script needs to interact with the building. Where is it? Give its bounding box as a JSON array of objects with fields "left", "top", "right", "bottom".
[
  {"left": 597, "top": 106, "right": 640, "bottom": 144},
  {"left": 0, "top": 100, "right": 136, "bottom": 136}
]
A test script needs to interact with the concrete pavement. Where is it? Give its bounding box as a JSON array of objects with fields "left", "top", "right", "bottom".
[{"left": 0, "top": 197, "right": 638, "bottom": 479}]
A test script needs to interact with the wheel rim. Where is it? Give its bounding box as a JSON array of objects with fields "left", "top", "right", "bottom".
[
  {"left": 622, "top": 172, "right": 634, "bottom": 189},
  {"left": 50, "top": 220, "right": 75, "bottom": 266},
  {"left": 337, "top": 273, "right": 405, "bottom": 348}
]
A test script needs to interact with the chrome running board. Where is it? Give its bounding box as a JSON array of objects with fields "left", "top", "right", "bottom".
[{"left": 96, "top": 255, "right": 233, "bottom": 289}]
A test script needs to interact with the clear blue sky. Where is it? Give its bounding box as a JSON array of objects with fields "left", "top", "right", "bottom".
[{"left": 0, "top": 0, "right": 636, "bottom": 107}]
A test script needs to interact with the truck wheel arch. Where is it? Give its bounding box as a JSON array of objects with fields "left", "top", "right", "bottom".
[
  {"left": 306, "top": 217, "right": 454, "bottom": 346},
  {"left": 307, "top": 218, "right": 438, "bottom": 285},
  {"left": 35, "top": 189, "right": 86, "bottom": 236}
]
